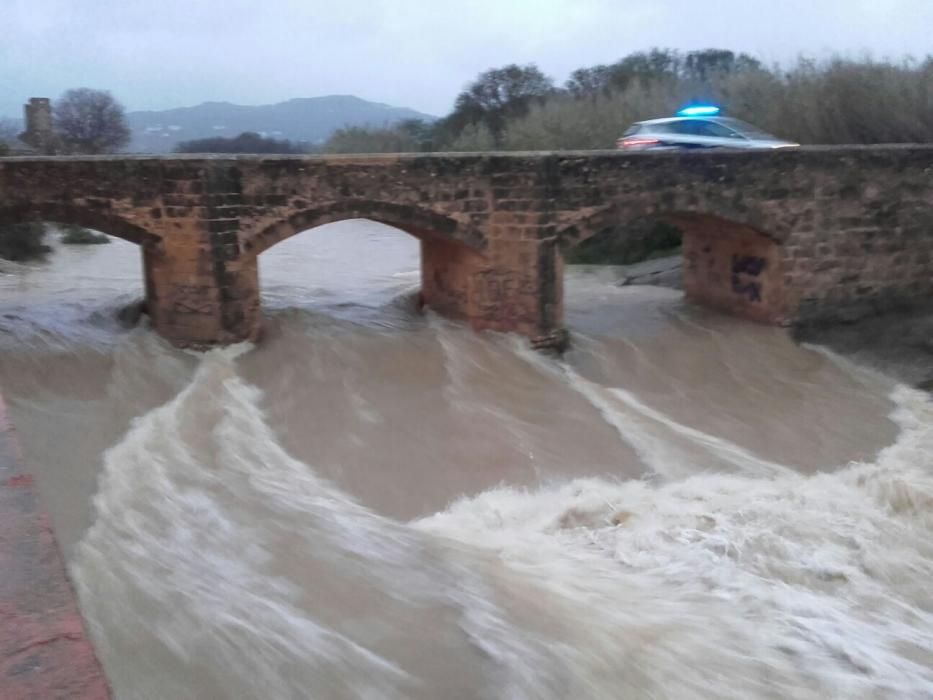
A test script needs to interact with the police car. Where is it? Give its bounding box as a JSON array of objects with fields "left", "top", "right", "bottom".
[{"left": 617, "top": 106, "right": 798, "bottom": 151}]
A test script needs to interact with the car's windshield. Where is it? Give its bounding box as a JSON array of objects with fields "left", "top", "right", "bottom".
[{"left": 716, "top": 118, "right": 780, "bottom": 140}]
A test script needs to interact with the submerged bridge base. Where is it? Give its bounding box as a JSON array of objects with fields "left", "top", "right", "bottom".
[{"left": 2, "top": 148, "right": 932, "bottom": 348}]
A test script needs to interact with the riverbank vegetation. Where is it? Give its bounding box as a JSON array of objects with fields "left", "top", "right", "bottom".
[
  {"left": 0, "top": 223, "right": 113, "bottom": 263},
  {"left": 3, "top": 52, "right": 931, "bottom": 264},
  {"left": 175, "top": 131, "right": 304, "bottom": 154},
  {"left": 60, "top": 224, "right": 110, "bottom": 245},
  {"left": 0, "top": 223, "right": 50, "bottom": 262},
  {"left": 325, "top": 51, "right": 933, "bottom": 153},
  {"left": 324, "top": 50, "right": 931, "bottom": 265},
  {"left": 566, "top": 221, "right": 683, "bottom": 265}
]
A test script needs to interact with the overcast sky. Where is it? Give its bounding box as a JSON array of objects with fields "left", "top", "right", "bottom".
[{"left": 3, "top": 0, "right": 932, "bottom": 118}]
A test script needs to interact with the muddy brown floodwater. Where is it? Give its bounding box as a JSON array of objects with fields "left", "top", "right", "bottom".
[{"left": 1, "top": 221, "right": 931, "bottom": 699}]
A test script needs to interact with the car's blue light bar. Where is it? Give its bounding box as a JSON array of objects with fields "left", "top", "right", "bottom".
[{"left": 677, "top": 105, "right": 721, "bottom": 117}]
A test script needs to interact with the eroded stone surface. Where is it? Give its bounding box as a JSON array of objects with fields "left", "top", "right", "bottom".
[{"left": 1, "top": 148, "right": 932, "bottom": 346}]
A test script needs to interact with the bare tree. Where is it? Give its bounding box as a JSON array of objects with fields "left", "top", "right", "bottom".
[{"left": 54, "top": 88, "right": 131, "bottom": 154}]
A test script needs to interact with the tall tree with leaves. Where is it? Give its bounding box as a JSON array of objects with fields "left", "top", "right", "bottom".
[
  {"left": 175, "top": 131, "right": 303, "bottom": 154},
  {"left": 566, "top": 49, "right": 683, "bottom": 97},
  {"left": 683, "top": 49, "right": 762, "bottom": 82},
  {"left": 54, "top": 88, "right": 131, "bottom": 154},
  {"left": 440, "top": 64, "right": 555, "bottom": 144}
]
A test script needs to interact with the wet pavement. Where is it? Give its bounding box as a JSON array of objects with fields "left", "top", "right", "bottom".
[{"left": 0, "top": 396, "right": 110, "bottom": 699}]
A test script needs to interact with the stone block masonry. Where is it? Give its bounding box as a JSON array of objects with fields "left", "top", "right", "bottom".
[{"left": 1, "top": 147, "right": 932, "bottom": 347}]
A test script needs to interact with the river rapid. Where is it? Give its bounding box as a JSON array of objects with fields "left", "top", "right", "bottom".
[{"left": 1, "top": 221, "right": 932, "bottom": 699}]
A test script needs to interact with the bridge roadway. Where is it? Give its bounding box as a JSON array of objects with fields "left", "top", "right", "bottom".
[{"left": 1, "top": 147, "right": 932, "bottom": 347}]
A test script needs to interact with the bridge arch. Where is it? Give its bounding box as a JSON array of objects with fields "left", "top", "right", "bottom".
[
  {"left": 0, "top": 203, "right": 167, "bottom": 333},
  {"left": 241, "top": 200, "right": 491, "bottom": 328},
  {"left": 559, "top": 204, "right": 787, "bottom": 324},
  {"left": 243, "top": 200, "right": 485, "bottom": 258},
  {"left": 0, "top": 203, "right": 160, "bottom": 248}
]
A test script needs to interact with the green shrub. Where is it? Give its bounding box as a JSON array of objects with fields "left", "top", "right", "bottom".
[
  {"left": 325, "top": 53, "right": 933, "bottom": 153},
  {"left": 565, "top": 221, "right": 682, "bottom": 265},
  {"left": 175, "top": 131, "right": 304, "bottom": 154},
  {"left": 0, "top": 223, "right": 51, "bottom": 261},
  {"left": 497, "top": 56, "right": 933, "bottom": 149},
  {"left": 60, "top": 224, "right": 111, "bottom": 245}
]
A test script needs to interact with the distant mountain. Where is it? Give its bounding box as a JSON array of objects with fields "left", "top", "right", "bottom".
[{"left": 126, "top": 95, "right": 435, "bottom": 153}]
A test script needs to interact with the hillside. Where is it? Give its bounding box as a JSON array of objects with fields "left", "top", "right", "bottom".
[{"left": 127, "top": 95, "right": 434, "bottom": 152}]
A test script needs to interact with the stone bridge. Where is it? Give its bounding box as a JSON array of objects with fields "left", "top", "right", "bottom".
[{"left": 1, "top": 148, "right": 932, "bottom": 347}]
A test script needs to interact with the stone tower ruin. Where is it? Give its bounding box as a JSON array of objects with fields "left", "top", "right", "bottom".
[{"left": 20, "top": 98, "right": 55, "bottom": 154}]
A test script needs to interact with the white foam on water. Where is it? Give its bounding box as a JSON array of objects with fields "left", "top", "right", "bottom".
[
  {"left": 73, "top": 349, "right": 413, "bottom": 699},
  {"left": 418, "top": 381, "right": 933, "bottom": 698},
  {"left": 509, "top": 336, "right": 795, "bottom": 479},
  {"left": 70, "top": 329, "right": 933, "bottom": 699},
  {"left": 72, "top": 347, "right": 653, "bottom": 699},
  {"left": 9, "top": 225, "right": 933, "bottom": 698}
]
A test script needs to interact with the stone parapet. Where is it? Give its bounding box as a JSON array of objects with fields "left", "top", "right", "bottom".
[{"left": 2, "top": 147, "right": 932, "bottom": 345}]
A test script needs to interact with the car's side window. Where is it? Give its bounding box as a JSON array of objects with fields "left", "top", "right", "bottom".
[
  {"left": 698, "top": 122, "right": 743, "bottom": 139},
  {"left": 686, "top": 121, "right": 708, "bottom": 136},
  {"left": 669, "top": 121, "right": 697, "bottom": 135},
  {"left": 671, "top": 120, "right": 744, "bottom": 138}
]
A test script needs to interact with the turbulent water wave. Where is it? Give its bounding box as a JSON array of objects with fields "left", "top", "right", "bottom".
[
  {"left": 2, "top": 221, "right": 931, "bottom": 698},
  {"left": 67, "top": 338, "right": 933, "bottom": 699},
  {"left": 515, "top": 337, "right": 796, "bottom": 479},
  {"left": 421, "top": 381, "right": 933, "bottom": 698},
  {"left": 68, "top": 347, "right": 671, "bottom": 699}
]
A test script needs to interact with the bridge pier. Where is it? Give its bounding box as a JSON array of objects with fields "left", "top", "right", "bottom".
[
  {"left": 3, "top": 150, "right": 932, "bottom": 349},
  {"left": 141, "top": 223, "right": 565, "bottom": 349},
  {"left": 419, "top": 234, "right": 483, "bottom": 321},
  {"left": 420, "top": 234, "right": 564, "bottom": 344},
  {"left": 676, "top": 214, "right": 787, "bottom": 324},
  {"left": 142, "top": 236, "right": 260, "bottom": 347},
  {"left": 469, "top": 238, "right": 564, "bottom": 340}
]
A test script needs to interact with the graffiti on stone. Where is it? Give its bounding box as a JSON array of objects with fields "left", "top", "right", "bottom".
[
  {"left": 731, "top": 254, "right": 767, "bottom": 303},
  {"left": 172, "top": 285, "right": 215, "bottom": 314},
  {"left": 472, "top": 269, "right": 537, "bottom": 323},
  {"left": 475, "top": 270, "right": 534, "bottom": 303},
  {"left": 732, "top": 255, "right": 767, "bottom": 277}
]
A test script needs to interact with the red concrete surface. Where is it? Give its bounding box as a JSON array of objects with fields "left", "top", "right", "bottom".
[{"left": 0, "top": 397, "right": 110, "bottom": 699}]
